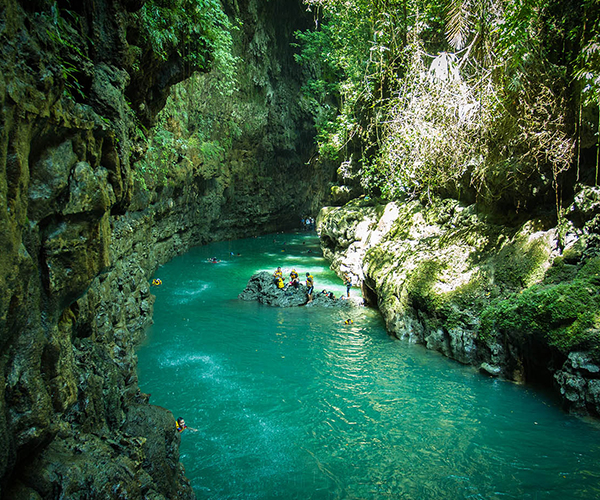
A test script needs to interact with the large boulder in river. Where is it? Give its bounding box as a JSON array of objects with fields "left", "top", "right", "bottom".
[
  {"left": 239, "top": 271, "right": 358, "bottom": 308},
  {"left": 239, "top": 271, "right": 308, "bottom": 306}
]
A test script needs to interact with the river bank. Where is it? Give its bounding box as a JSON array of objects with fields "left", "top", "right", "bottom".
[{"left": 318, "top": 192, "right": 600, "bottom": 416}]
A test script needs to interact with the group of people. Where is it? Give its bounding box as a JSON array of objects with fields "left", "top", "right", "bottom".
[
  {"left": 273, "top": 267, "right": 353, "bottom": 303},
  {"left": 272, "top": 267, "right": 315, "bottom": 301},
  {"left": 300, "top": 217, "right": 315, "bottom": 230}
]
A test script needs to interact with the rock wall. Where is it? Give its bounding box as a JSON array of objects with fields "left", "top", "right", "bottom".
[
  {"left": 0, "top": 0, "right": 327, "bottom": 497},
  {"left": 319, "top": 190, "right": 600, "bottom": 416}
]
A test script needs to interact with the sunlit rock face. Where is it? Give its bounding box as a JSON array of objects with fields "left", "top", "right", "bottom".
[
  {"left": 319, "top": 193, "right": 600, "bottom": 417},
  {"left": 0, "top": 0, "right": 327, "bottom": 497}
]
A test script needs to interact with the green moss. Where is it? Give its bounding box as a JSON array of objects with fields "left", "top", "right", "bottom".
[
  {"left": 405, "top": 260, "right": 444, "bottom": 311},
  {"left": 490, "top": 234, "right": 550, "bottom": 289},
  {"left": 382, "top": 202, "right": 420, "bottom": 242},
  {"left": 544, "top": 257, "right": 581, "bottom": 283},
  {"left": 364, "top": 246, "right": 404, "bottom": 282},
  {"left": 440, "top": 273, "right": 497, "bottom": 330},
  {"left": 480, "top": 257, "right": 600, "bottom": 355}
]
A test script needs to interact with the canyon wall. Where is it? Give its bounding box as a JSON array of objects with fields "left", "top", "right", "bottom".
[
  {"left": 0, "top": 0, "right": 328, "bottom": 497},
  {"left": 319, "top": 191, "right": 600, "bottom": 417}
]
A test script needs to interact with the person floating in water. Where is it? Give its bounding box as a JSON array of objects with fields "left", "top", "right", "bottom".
[
  {"left": 208, "top": 257, "right": 220, "bottom": 263},
  {"left": 176, "top": 417, "right": 197, "bottom": 433},
  {"left": 344, "top": 319, "right": 354, "bottom": 325},
  {"left": 344, "top": 273, "right": 352, "bottom": 298},
  {"left": 306, "top": 272, "right": 314, "bottom": 303},
  {"left": 151, "top": 278, "right": 162, "bottom": 286}
]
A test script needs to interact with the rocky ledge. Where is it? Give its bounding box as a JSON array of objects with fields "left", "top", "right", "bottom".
[
  {"left": 318, "top": 191, "right": 600, "bottom": 417},
  {"left": 239, "top": 271, "right": 362, "bottom": 308}
]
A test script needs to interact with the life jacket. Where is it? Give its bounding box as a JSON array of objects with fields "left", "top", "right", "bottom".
[
  {"left": 290, "top": 271, "right": 298, "bottom": 280},
  {"left": 277, "top": 278, "right": 284, "bottom": 289},
  {"left": 274, "top": 270, "right": 283, "bottom": 278},
  {"left": 176, "top": 421, "right": 186, "bottom": 432},
  {"left": 306, "top": 275, "right": 313, "bottom": 286}
]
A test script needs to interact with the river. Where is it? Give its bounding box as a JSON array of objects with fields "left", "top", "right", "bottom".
[{"left": 137, "top": 231, "right": 600, "bottom": 499}]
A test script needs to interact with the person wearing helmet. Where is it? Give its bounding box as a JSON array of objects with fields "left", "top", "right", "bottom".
[
  {"left": 305, "top": 272, "right": 314, "bottom": 302},
  {"left": 289, "top": 269, "right": 299, "bottom": 288},
  {"left": 176, "top": 417, "right": 197, "bottom": 433}
]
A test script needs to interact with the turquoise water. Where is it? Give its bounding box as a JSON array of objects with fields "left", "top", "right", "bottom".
[{"left": 137, "top": 232, "right": 600, "bottom": 499}]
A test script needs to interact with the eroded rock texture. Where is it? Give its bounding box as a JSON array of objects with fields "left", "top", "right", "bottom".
[
  {"left": 319, "top": 192, "right": 600, "bottom": 416},
  {"left": 0, "top": 0, "right": 328, "bottom": 497}
]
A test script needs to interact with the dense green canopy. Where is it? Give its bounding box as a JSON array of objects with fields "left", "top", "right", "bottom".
[{"left": 294, "top": 0, "right": 599, "bottom": 213}]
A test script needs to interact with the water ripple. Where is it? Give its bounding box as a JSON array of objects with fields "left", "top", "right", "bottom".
[{"left": 138, "top": 233, "right": 600, "bottom": 500}]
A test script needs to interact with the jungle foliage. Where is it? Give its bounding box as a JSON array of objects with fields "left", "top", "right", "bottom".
[
  {"left": 295, "top": 0, "right": 600, "bottom": 212},
  {"left": 131, "top": 0, "right": 238, "bottom": 189},
  {"left": 133, "top": 0, "right": 235, "bottom": 73}
]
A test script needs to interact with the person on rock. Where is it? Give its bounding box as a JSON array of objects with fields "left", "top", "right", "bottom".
[
  {"left": 273, "top": 266, "right": 283, "bottom": 284},
  {"left": 289, "top": 269, "right": 299, "bottom": 288},
  {"left": 344, "top": 273, "right": 352, "bottom": 298},
  {"left": 306, "top": 272, "right": 314, "bottom": 303}
]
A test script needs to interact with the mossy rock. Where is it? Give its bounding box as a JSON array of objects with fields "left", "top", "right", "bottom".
[{"left": 480, "top": 257, "right": 600, "bottom": 358}]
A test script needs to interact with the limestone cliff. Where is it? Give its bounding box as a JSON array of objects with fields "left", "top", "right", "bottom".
[
  {"left": 319, "top": 190, "right": 600, "bottom": 416},
  {"left": 0, "top": 0, "right": 325, "bottom": 497}
]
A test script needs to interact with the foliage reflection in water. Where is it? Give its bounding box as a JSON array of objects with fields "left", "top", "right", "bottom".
[{"left": 137, "top": 232, "right": 600, "bottom": 499}]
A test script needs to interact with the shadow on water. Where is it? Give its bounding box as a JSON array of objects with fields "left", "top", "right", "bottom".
[{"left": 137, "top": 232, "right": 600, "bottom": 500}]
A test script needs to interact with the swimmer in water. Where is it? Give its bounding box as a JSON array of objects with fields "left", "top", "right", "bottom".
[{"left": 175, "top": 417, "right": 197, "bottom": 433}]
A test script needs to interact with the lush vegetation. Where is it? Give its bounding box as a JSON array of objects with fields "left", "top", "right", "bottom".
[
  {"left": 131, "top": 0, "right": 239, "bottom": 189},
  {"left": 481, "top": 257, "right": 600, "bottom": 355},
  {"left": 132, "top": 71, "right": 242, "bottom": 190},
  {"left": 295, "top": 0, "right": 600, "bottom": 211},
  {"left": 133, "top": 0, "right": 236, "bottom": 74}
]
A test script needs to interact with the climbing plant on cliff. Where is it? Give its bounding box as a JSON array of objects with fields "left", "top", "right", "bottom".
[
  {"left": 135, "top": 0, "right": 235, "bottom": 75},
  {"left": 132, "top": 0, "right": 238, "bottom": 189},
  {"left": 573, "top": 0, "right": 600, "bottom": 184},
  {"left": 298, "top": 0, "right": 593, "bottom": 213}
]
